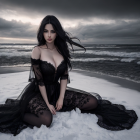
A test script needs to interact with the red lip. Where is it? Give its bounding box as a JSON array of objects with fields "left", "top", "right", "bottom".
[{"left": 48, "top": 39, "right": 52, "bottom": 41}]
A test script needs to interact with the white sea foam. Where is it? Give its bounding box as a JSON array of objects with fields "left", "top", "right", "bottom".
[
  {"left": 120, "top": 58, "right": 136, "bottom": 62},
  {"left": 0, "top": 50, "right": 31, "bottom": 57},
  {"left": 71, "top": 58, "right": 119, "bottom": 61},
  {"left": 71, "top": 58, "right": 139, "bottom": 64},
  {"left": 0, "top": 45, "right": 33, "bottom": 49},
  {"left": 0, "top": 45, "right": 33, "bottom": 57},
  {"left": 85, "top": 46, "right": 120, "bottom": 49},
  {"left": 0, "top": 63, "right": 31, "bottom": 67},
  {"left": 74, "top": 50, "right": 140, "bottom": 58}
]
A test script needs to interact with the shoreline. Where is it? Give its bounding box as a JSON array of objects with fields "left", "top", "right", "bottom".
[
  {"left": 72, "top": 69, "right": 140, "bottom": 92},
  {"left": 0, "top": 66, "right": 140, "bottom": 92},
  {"left": 0, "top": 66, "right": 30, "bottom": 74}
]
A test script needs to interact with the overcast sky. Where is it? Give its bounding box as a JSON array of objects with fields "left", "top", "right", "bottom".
[{"left": 0, "top": 0, "right": 140, "bottom": 44}]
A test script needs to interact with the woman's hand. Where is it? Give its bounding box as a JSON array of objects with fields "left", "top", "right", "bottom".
[
  {"left": 48, "top": 104, "right": 56, "bottom": 115},
  {"left": 56, "top": 98, "right": 64, "bottom": 111}
]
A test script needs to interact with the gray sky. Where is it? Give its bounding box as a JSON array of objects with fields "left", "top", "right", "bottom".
[{"left": 0, "top": 0, "right": 140, "bottom": 44}]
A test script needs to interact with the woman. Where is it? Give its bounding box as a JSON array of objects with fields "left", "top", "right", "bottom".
[{"left": 0, "top": 15, "right": 138, "bottom": 136}]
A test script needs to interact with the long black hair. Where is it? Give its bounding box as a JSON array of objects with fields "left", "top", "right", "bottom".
[{"left": 37, "top": 15, "right": 86, "bottom": 70}]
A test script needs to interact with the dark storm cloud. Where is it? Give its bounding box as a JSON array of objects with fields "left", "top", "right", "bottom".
[
  {"left": 0, "top": 18, "right": 38, "bottom": 38},
  {"left": 67, "top": 20, "right": 140, "bottom": 43},
  {"left": 0, "top": 17, "right": 140, "bottom": 43},
  {"left": 76, "top": 20, "right": 140, "bottom": 39},
  {"left": 0, "top": 0, "right": 140, "bottom": 20},
  {"left": 0, "top": 0, "right": 140, "bottom": 43}
]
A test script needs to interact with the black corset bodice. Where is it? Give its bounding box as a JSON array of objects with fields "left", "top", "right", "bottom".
[
  {"left": 29, "top": 58, "right": 70, "bottom": 86},
  {"left": 40, "top": 59, "right": 67, "bottom": 84},
  {"left": 28, "top": 57, "right": 70, "bottom": 105}
]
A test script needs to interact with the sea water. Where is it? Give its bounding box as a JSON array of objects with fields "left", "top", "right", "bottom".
[{"left": 0, "top": 44, "right": 140, "bottom": 83}]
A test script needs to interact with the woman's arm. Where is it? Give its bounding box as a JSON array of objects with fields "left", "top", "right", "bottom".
[
  {"left": 31, "top": 47, "right": 50, "bottom": 106},
  {"left": 55, "top": 69, "right": 68, "bottom": 111},
  {"left": 60, "top": 78, "right": 67, "bottom": 99},
  {"left": 59, "top": 65, "right": 70, "bottom": 99}
]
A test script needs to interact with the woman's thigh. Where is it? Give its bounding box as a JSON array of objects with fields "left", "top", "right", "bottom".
[
  {"left": 24, "top": 93, "right": 53, "bottom": 127},
  {"left": 63, "top": 89, "right": 98, "bottom": 110},
  {"left": 26, "top": 93, "right": 50, "bottom": 116}
]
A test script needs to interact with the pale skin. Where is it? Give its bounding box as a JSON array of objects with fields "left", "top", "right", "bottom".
[{"left": 31, "top": 24, "right": 67, "bottom": 115}]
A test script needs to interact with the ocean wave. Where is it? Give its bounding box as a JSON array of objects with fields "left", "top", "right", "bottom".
[
  {"left": 85, "top": 46, "right": 120, "bottom": 49},
  {"left": 71, "top": 58, "right": 140, "bottom": 64},
  {"left": 120, "top": 58, "right": 135, "bottom": 62},
  {"left": 0, "top": 63, "right": 31, "bottom": 67},
  {"left": 71, "top": 58, "right": 119, "bottom": 62},
  {"left": 0, "top": 51, "right": 31, "bottom": 57},
  {"left": 73, "top": 50, "right": 140, "bottom": 58},
  {"left": 137, "top": 61, "right": 140, "bottom": 65},
  {"left": 0, "top": 45, "right": 33, "bottom": 49}
]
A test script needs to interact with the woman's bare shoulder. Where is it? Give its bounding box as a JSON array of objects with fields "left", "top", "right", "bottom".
[
  {"left": 31, "top": 46, "right": 41, "bottom": 59},
  {"left": 37, "top": 45, "right": 47, "bottom": 49}
]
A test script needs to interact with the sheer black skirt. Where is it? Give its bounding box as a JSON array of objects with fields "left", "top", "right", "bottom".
[{"left": 0, "top": 80, "right": 138, "bottom": 136}]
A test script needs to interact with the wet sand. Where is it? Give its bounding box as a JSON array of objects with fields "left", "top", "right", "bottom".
[{"left": 0, "top": 66, "right": 30, "bottom": 74}]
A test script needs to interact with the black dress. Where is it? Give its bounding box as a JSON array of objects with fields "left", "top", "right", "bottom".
[{"left": 0, "top": 56, "right": 138, "bottom": 136}]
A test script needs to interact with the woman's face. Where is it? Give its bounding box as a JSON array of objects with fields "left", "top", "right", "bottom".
[{"left": 43, "top": 24, "right": 57, "bottom": 43}]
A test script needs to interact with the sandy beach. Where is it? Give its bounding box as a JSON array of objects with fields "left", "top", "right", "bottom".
[{"left": 0, "top": 67, "right": 140, "bottom": 140}]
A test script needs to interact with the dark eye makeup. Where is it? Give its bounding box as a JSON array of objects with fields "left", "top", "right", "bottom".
[{"left": 44, "top": 30, "right": 56, "bottom": 33}]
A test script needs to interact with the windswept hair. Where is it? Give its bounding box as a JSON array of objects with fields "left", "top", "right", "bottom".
[{"left": 37, "top": 15, "right": 86, "bottom": 70}]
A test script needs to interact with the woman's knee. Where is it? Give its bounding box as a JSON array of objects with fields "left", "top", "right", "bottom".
[
  {"left": 82, "top": 95, "right": 98, "bottom": 110},
  {"left": 90, "top": 95, "right": 98, "bottom": 108},
  {"left": 39, "top": 110, "right": 53, "bottom": 127}
]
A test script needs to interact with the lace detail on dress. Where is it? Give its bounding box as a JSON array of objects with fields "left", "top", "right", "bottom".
[
  {"left": 93, "top": 99, "right": 138, "bottom": 131},
  {"left": 27, "top": 94, "right": 50, "bottom": 117},
  {"left": 63, "top": 90, "right": 90, "bottom": 108},
  {"left": 31, "top": 58, "right": 45, "bottom": 86},
  {"left": 60, "top": 74, "right": 68, "bottom": 80}
]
